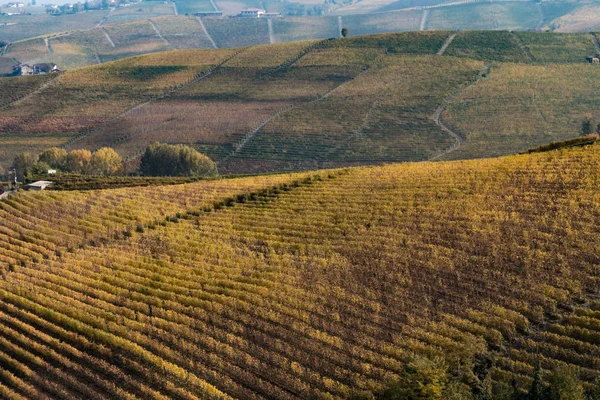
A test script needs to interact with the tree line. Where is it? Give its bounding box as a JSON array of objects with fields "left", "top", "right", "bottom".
[
  {"left": 350, "top": 353, "right": 600, "bottom": 400},
  {"left": 11, "top": 142, "right": 218, "bottom": 181}
]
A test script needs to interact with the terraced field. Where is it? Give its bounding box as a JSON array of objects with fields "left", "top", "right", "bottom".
[{"left": 1, "top": 145, "right": 600, "bottom": 397}]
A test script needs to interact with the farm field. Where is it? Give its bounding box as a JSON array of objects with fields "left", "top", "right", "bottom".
[
  {"left": 426, "top": 2, "right": 541, "bottom": 31},
  {"left": 442, "top": 62, "right": 600, "bottom": 160},
  {"left": 174, "top": 0, "right": 217, "bottom": 15},
  {"left": 0, "top": 10, "right": 108, "bottom": 42},
  {"left": 4, "top": 31, "right": 600, "bottom": 173},
  {"left": 203, "top": 17, "right": 270, "bottom": 48},
  {"left": 1, "top": 145, "right": 600, "bottom": 397},
  {"left": 102, "top": 1, "right": 176, "bottom": 24},
  {"left": 515, "top": 31, "right": 598, "bottom": 63},
  {"left": 0, "top": 48, "right": 236, "bottom": 168}
]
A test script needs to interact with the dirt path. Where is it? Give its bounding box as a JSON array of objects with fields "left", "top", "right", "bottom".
[
  {"left": 1, "top": 42, "right": 10, "bottom": 57},
  {"left": 0, "top": 74, "right": 61, "bottom": 111},
  {"left": 96, "top": 8, "right": 113, "bottom": 27},
  {"left": 196, "top": 17, "right": 218, "bottom": 49},
  {"left": 437, "top": 33, "right": 456, "bottom": 56},
  {"left": 591, "top": 32, "right": 600, "bottom": 53},
  {"left": 429, "top": 64, "right": 491, "bottom": 161},
  {"left": 148, "top": 20, "right": 171, "bottom": 48},
  {"left": 419, "top": 9, "right": 429, "bottom": 31},
  {"left": 267, "top": 19, "right": 275, "bottom": 44},
  {"left": 220, "top": 60, "right": 378, "bottom": 164},
  {"left": 101, "top": 28, "right": 116, "bottom": 48},
  {"left": 44, "top": 37, "right": 53, "bottom": 54},
  {"left": 64, "top": 49, "right": 246, "bottom": 150},
  {"left": 510, "top": 31, "right": 535, "bottom": 62}
]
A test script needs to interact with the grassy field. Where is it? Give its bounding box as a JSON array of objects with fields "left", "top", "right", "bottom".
[
  {"left": 427, "top": 2, "right": 541, "bottom": 31},
  {"left": 203, "top": 17, "right": 270, "bottom": 48},
  {"left": 152, "top": 16, "right": 216, "bottom": 49},
  {"left": 340, "top": 10, "right": 421, "bottom": 35},
  {"left": 102, "top": 1, "right": 175, "bottom": 24},
  {"left": 1, "top": 145, "right": 600, "bottom": 397},
  {"left": 444, "top": 30, "right": 528, "bottom": 62},
  {"left": 271, "top": 16, "right": 339, "bottom": 42},
  {"left": 443, "top": 62, "right": 600, "bottom": 160},
  {"left": 174, "top": 0, "right": 217, "bottom": 15},
  {"left": 0, "top": 10, "right": 108, "bottom": 42},
  {"left": 515, "top": 32, "right": 598, "bottom": 63}
]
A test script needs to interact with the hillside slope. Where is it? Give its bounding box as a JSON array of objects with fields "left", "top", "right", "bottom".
[
  {"left": 3, "top": 30, "right": 600, "bottom": 174},
  {"left": 0, "top": 145, "right": 600, "bottom": 397}
]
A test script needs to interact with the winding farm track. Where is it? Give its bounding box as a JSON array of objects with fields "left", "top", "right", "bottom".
[
  {"left": 221, "top": 61, "right": 378, "bottom": 164},
  {"left": 268, "top": 19, "right": 275, "bottom": 44},
  {"left": 197, "top": 17, "right": 218, "bottom": 49},
  {"left": 429, "top": 64, "right": 491, "bottom": 161},
  {"left": 0, "top": 42, "right": 10, "bottom": 56},
  {"left": 437, "top": 33, "right": 456, "bottom": 56},
  {"left": 44, "top": 37, "right": 53, "bottom": 54},
  {"left": 419, "top": 9, "right": 429, "bottom": 31},
  {"left": 510, "top": 31, "right": 535, "bottom": 62},
  {"left": 101, "top": 28, "right": 116, "bottom": 47},
  {"left": 0, "top": 74, "right": 62, "bottom": 111},
  {"left": 96, "top": 8, "right": 113, "bottom": 27},
  {"left": 64, "top": 49, "right": 247, "bottom": 150},
  {"left": 148, "top": 19, "right": 171, "bottom": 48}
]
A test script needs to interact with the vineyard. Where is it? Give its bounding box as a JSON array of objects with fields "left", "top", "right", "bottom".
[
  {"left": 1, "top": 145, "right": 600, "bottom": 397},
  {"left": 3, "top": 30, "right": 600, "bottom": 174}
]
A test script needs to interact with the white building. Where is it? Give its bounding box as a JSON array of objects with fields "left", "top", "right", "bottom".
[{"left": 240, "top": 7, "right": 265, "bottom": 17}]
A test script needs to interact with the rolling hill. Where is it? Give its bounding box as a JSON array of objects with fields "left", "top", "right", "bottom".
[
  {"left": 2, "top": 0, "right": 600, "bottom": 72},
  {"left": 2, "top": 30, "right": 600, "bottom": 175},
  {"left": 0, "top": 144, "right": 600, "bottom": 397}
]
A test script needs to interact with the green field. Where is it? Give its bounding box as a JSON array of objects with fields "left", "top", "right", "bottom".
[
  {"left": 443, "top": 62, "right": 600, "bottom": 160},
  {"left": 516, "top": 31, "right": 598, "bottom": 63},
  {"left": 174, "top": 0, "right": 217, "bottom": 15}
]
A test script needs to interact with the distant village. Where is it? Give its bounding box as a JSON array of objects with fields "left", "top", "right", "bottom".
[{"left": 1, "top": 0, "right": 140, "bottom": 16}]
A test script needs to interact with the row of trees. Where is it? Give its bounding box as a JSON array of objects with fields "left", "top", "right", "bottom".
[
  {"left": 12, "top": 143, "right": 218, "bottom": 180},
  {"left": 14, "top": 147, "right": 123, "bottom": 179}
]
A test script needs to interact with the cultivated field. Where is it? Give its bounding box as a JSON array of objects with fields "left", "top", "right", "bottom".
[
  {"left": 442, "top": 62, "right": 600, "bottom": 160},
  {"left": 1, "top": 145, "right": 600, "bottom": 397},
  {"left": 4, "top": 31, "right": 600, "bottom": 173}
]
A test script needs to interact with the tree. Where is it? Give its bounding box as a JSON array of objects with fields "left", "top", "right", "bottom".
[
  {"left": 527, "top": 366, "right": 546, "bottom": 400},
  {"left": 12, "top": 152, "right": 37, "bottom": 180},
  {"left": 581, "top": 114, "right": 593, "bottom": 136},
  {"left": 65, "top": 149, "right": 92, "bottom": 174},
  {"left": 545, "top": 367, "right": 585, "bottom": 400},
  {"left": 39, "top": 147, "right": 67, "bottom": 169},
  {"left": 90, "top": 147, "right": 123, "bottom": 176},
  {"left": 381, "top": 355, "right": 449, "bottom": 399},
  {"left": 139, "top": 142, "right": 218, "bottom": 177},
  {"left": 341, "top": 27, "right": 349, "bottom": 37}
]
